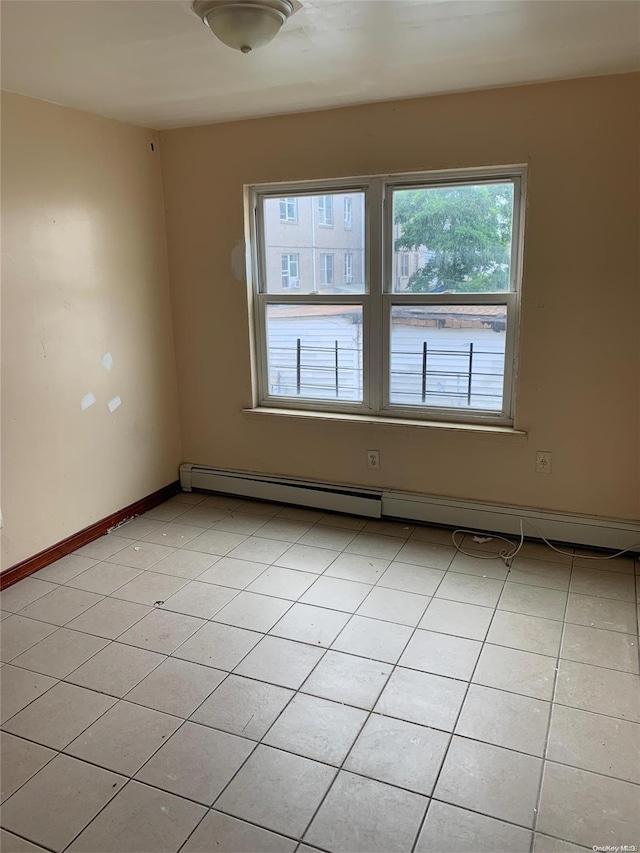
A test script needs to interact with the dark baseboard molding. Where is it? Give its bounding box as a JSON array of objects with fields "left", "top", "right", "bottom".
[{"left": 1, "top": 480, "right": 181, "bottom": 590}]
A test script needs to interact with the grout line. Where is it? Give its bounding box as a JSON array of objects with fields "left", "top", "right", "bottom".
[{"left": 529, "top": 552, "right": 575, "bottom": 851}]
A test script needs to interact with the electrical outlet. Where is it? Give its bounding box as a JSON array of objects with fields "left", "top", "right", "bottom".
[
  {"left": 367, "top": 450, "right": 380, "bottom": 470},
  {"left": 536, "top": 451, "right": 552, "bottom": 474}
]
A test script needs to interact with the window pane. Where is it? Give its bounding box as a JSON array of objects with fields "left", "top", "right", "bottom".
[
  {"left": 266, "top": 304, "right": 363, "bottom": 401},
  {"left": 392, "top": 182, "right": 514, "bottom": 293},
  {"left": 262, "top": 193, "right": 365, "bottom": 294},
  {"left": 389, "top": 305, "right": 506, "bottom": 411}
]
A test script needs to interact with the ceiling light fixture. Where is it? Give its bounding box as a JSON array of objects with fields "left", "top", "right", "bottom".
[{"left": 192, "top": 0, "right": 295, "bottom": 54}]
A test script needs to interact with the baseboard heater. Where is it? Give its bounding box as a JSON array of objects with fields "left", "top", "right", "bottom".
[{"left": 180, "top": 464, "right": 640, "bottom": 553}]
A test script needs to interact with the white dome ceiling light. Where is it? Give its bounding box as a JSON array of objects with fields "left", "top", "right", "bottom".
[{"left": 192, "top": 0, "right": 295, "bottom": 54}]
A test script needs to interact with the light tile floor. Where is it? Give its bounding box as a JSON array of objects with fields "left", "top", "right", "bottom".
[{"left": 1, "top": 493, "right": 639, "bottom": 853}]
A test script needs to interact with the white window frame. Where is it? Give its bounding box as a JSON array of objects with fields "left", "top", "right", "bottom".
[
  {"left": 250, "top": 166, "right": 526, "bottom": 426},
  {"left": 281, "top": 253, "right": 300, "bottom": 289},
  {"left": 279, "top": 197, "right": 297, "bottom": 222},
  {"left": 320, "top": 253, "right": 334, "bottom": 286},
  {"left": 344, "top": 197, "right": 352, "bottom": 229},
  {"left": 318, "top": 195, "right": 334, "bottom": 226},
  {"left": 344, "top": 252, "right": 354, "bottom": 285}
]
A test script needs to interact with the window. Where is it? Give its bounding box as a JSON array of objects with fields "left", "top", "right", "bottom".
[
  {"left": 251, "top": 168, "right": 524, "bottom": 424},
  {"left": 320, "top": 253, "right": 334, "bottom": 286},
  {"left": 281, "top": 253, "right": 300, "bottom": 289},
  {"left": 344, "top": 253, "right": 354, "bottom": 285},
  {"left": 279, "top": 197, "right": 297, "bottom": 222},
  {"left": 318, "top": 195, "right": 334, "bottom": 226},
  {"left": 344, "top": 197, "right": 352, "bottom": 229}
]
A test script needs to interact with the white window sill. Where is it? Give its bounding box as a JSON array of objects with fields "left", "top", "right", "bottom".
[{"left": 242, "top": 406, "right": 527, "bottom": 436}]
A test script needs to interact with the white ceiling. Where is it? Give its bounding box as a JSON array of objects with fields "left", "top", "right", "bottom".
[{"left": 1, "top": 0, "right": 639, "bottom": 129}]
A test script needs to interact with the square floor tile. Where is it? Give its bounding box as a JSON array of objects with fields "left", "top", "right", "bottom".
[
  {"left": 277, "top": 506, "right": 325, "bottom": 522},
  {"left": 448, "top": 551, "right": 509, "bottom": 580},
  {"left": 416, "top": 801, "right": 532, "bottom": 853},
  {"left": 394, "top": 540, "right": 456, "bottom": 570},
  {"left": 345, "top": 532, "right": 405, "bottom": 561},
  {"left": 275, "top": 544, "right": 340, "bottom": 574},
  {"left": 110, "top": 570, "right": 188, "bottom": 605},
  {"left": 345, "top": 714, "right": 449, "bottom": 795},
  {"left": 570, "top": 567, "right": 635, "bottom": 602},
  {"left": 10, "top": 629, "right": 108, "bottom": 679},
  {"left": 400, "top": 629, "right": 481, "bottom": 680},
  {"left": 573, "top": 551, "right": 635, "bottom": 573},
  {"left": 377, "top": 562, "right": 445, "bottom": 596},
  {"left": 532, "top": 834, "right": 592, "bottom": 852},
  {"left": 65, "top": 563, "right": 142, "bottom": 595},
  {"left": 0, "top": 835, "right": 55, "bottom": 853},
  {"left": 434, "top": 736, "right": 542, "bottom": 827},
  {"left": 173, "top": 622, "right": 261, "bottom": 671},
  {"left": 1, "top": 579, "right": 58, "bottom": 614},
  {"left": 473, "top": 644, "right": 557, "bottom": 700},
  {"left": 215, "top": 745, "right": 335, "bottom": 839},
  {"left": 554, "top": 659, "right": 640, "bottom": 722},
  {"left": 144, "top": 500, "right": 197, "bottom": 521},
  {"left": 269, "top": 603, "right": 350, "bottom": 647},
  {"left": 107, "top": 541, "right": 176, "bottom": 571},
  {"left": 160, "top": 580, "right": 237, "bottom": 619},
  {"left": 435, "top": 572, "right": 503, "bottom": 608},
  {"left": 363, "top": 519, "right": 415, "bottom": 538},
  {"left": 547, "top": 704, "right": 640, "bottom": 783},
  {"left": 0, "top": 754, "right": 124, "bottom": 852},
  {"left": 197, "top": 557, "right": 270, "bottom": 589},
  {"left": 234, "top": 635, "right": 324, "bottom": 688},
  {"left": 455, "top": 684, "right": 550, "bottom": 756},
  {"left": 145, "top": 549, "right": 218, "bottom": 579},
  {"left": 561, "top": 623, "right": 639, "bottom": 673},
  {"left": 66, "top": 780, "right": 205, "bottom": 853},
  {"left": 117, "top": 609, "right": 205, "bottom": 654},
  {"left": 317, "top": 514, "right": 367, "bottom": 531},
  {"left": 301, "top": 651, "right": 392, "bottom": 710},
  {"left": 0, "top": 665, "right": 57, "bottom": 724},
  {"left": 126, "top": 657, "right": 226, "bottom": 718},
  {"left": 182, "top": 810, "right": 296, "bottom": 853},
  {"left": 325, "top": 553, "right": 389, "bottom": 585},
  {"left": 498, "top": 582, "right": 567, "bottom": 621},
  {"left": 141, "top": 522, "right": 204, "bottom": 548},
  {"left": 263, "top": 693, "right": 367, "bottom": 765},
  {"left": 200, "top": 495, "right": 244, "bottom": 511},
  {"left": 508, "top": 557, "right": 571, "bottom": 590},
  {"left": 65, "top": 700, "right": 181, "bottom": 775},
  {"left": 300, "top": 576, "right": 373, "bottom": 612},
  {"left": 1, "top": 616, "right": 57, "bottom": 662},
  {"left": 332, "top": 615, "right": 412, "bottom": 664},
  {"left": 35, "top": 555, "right": 98, "bottom": 584},
  {"left": 246, "top": 566, "right": 317, "bottom": 600},
  {"left": 191, "top": 674, "right": 294, "bottom": 740},
  {"left": 136, "top": 721, "right": 255, "bottom": 804},
  {"left": 374, "top": 666, "right": 467, "bottom": 731},
  {"left": 74, "top": 535, "right": 130, "bottom": 561},
  {"left": 487, "top": 610, "right": 563, "bottom": 656},
  {"left": 356, "top": 586, "right": 430, "bottom": 626},
  {"left": 65, "top": 598, "right": 151, "bottom": 639},
  {"left": 226, "top": 536, "right": 291, "bottom": 565},
  {"left": 3, "top": 683, "right": 116, "bottom": 750},
  {"left": 298, "top": 526, "right": 358, "bottom": 551},
  {"left": 212, "top": 591, "right": 291, "bottom": 632},
  {"left": 305, "top": 770, "right": 427, "bottom": 853},
  {"left": 517, "top": 539, "right": 573, "bottom": 565},
  {"left": 252, "top": 518, "right": 311, "bottom": 542},
  {"left": 212, "top": 512, "right": 271, "bottom": 535},
  {"left": 66, "top": 641, "right": 164, "bottom": 696},
  {"left": 565, "top": 593, "right": 637, "bottom": 634},
  {"left": 0, "top": 733, "right": 55, "bottom": 803},
  {"left": 16, "top": 586, "right": 103, "bottom": 627},
  {"left": 419, "top": 598, "right": 493, "bottom": 641},
  {"left": 537, "top": 762, "right": 640, "bottom": 848},
  {"left": 411, "top": 525, "right": 458, "bottom": 545}
]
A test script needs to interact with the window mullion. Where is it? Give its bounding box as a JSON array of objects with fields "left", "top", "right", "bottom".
[{"left": 366, "top": 178, "right": 383, "bottom": 415}]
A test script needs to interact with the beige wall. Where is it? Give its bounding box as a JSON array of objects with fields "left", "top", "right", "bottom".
[
  {"left": 1, "top": 92, "right": 182, "bottom": 568},
  {"left": 160, "top": 73, "right": 639, "bottom": 522}
]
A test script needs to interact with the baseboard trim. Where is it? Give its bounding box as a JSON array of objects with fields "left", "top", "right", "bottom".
[{"left": 0, "top": 480, "right": 181, "bottom": 590}]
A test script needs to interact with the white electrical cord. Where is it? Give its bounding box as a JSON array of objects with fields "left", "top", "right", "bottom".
[{"left": 452, "top": 519, "right": 640, "bottom": 568}]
